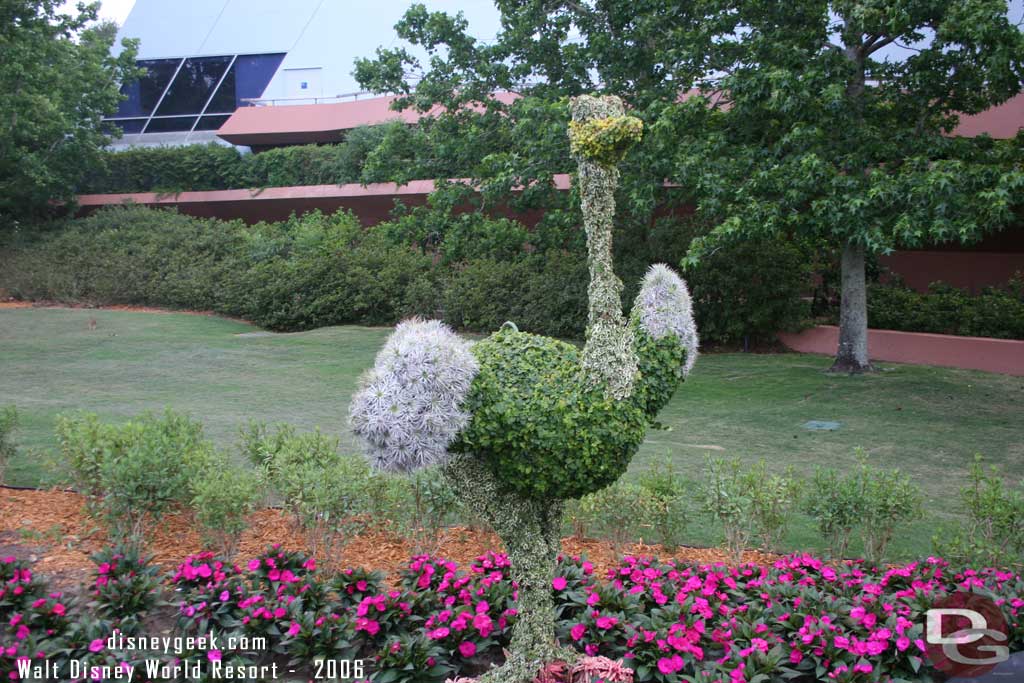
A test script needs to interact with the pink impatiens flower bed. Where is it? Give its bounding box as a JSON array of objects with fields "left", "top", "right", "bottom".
[{"left": 2, "top": 549, "right": 1022, "bottom": 682}]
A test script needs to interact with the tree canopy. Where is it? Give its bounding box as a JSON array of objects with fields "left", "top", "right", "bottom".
[
  {"left": 355, "top": 0, "right": 1024, "bottom": 368},
  {"left": 0, "top": 0, "right": 139, "bottom": 220}
]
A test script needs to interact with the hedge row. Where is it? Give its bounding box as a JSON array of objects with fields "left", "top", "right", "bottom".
[
  {"left": 865, "top": 279, "right": 1024, "bottom": 340},
  {"left": 0, "top": 206, "right": 811, "bottom": 344},
  {"left": 79, "top": 125, "right": 396, "bottom": 194}
]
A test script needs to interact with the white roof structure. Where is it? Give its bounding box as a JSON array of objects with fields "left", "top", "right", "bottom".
[{"left": 108, "top": 0, "right": 501, "bottom": 146}]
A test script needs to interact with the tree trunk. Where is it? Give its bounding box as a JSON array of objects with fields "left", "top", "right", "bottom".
[
  {"left": 830, "top": 241, "right": 874, "bottom": 373},
  {"left": 443, "top": 454, "right": 574, "bottom": 683}
]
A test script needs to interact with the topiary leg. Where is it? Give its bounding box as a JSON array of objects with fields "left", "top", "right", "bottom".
[{"left": 443, "top": 454, "right": 576, "bottom": 682}]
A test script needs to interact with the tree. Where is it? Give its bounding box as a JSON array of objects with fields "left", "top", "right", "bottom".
[
  {"left": 0, "top": 1, "right": 139, "bottom": 220},
  {"left": 355, "top": 0, "right": 1024, "bottom": 371},
  {"left": 668, "top": 0, "right": 1024, "bottom": 371}
]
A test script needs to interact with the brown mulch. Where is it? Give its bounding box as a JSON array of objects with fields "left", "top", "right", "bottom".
[
  {"left": 0, "top": 300, "right": 231, "bottom": 319},
  {"left": 0, "top": 488, "right": 780, "bottom": 584}
]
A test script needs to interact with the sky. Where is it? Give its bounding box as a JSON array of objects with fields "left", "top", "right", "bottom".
[{"left": 59, "top": 0, "right": 135, "bottom": 24}]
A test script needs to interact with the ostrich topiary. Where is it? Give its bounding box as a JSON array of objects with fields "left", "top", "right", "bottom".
[{"left": 350, "top": 94, "right": 698, "bottom": 682}]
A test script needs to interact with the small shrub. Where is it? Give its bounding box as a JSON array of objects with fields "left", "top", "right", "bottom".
[
  {"left": 697, "top": 456, "right": 755, "bottom": 562},
  {"left": 934, "top": 454, "right": 1024, "bottom": 568},
  {"left": 252, "top": 424, "right": 341, "bottom": 495},
  {"left": 803, "top": 451, "right": 922, "bottom": 564},
  {"left": 801, "top": 466, "right": 861, "bottom": 559},
  {"left": 57, "top": 409, "right": 211, "bottom": 547},
  {"left": 278, "top": 456, "right": 373, "bottom": 561},
  {"left": 746, "top": 460, "right": 802, "bottom": 552},
  {"left": 403, "top": 466, "right": 461, "bottom": 555},
  {"left": 851, "top": 451, "right": 922, "bottom": 566},
  {"left": 191, "top": 456, "right": 263, "bottom": 558},
  {"left": 56, "top": 411, "right": 117, "bottom": 505},
  {"left": 635, "top": 456, "right": 689, "bottom": 551},
  {"left": 89, "top": 545, "right": 161, "bottom": 633},
  {"left": 577, "top": 481, "right": 658, "bottom": 554},
  {"left": 0, "top": 405, "right": 17, "bottom": 485}
]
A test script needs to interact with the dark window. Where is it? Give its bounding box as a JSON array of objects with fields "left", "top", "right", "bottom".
[
  {"left": 143, "top": 117, "right": 198, "bottom": 133},
  {"left": 204, "top": 63, "right": 237, "bottom": 114},
  {"left": 194, "top": 114, "right": 231, "bottom": 131},
  {"left": 116, "top": 58, "right": 180, "bottom": 117},
  {"left": 235, "top": 53, "right": 286, "bottom": 104},
  {"left": 154, "top": 56, "right": 232, "bottom": 116},
  {"left": 110, "top": 118, "right": 148, "bottom": 134}
]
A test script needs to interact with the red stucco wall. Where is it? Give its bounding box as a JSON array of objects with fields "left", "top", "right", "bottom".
[{"left": 778, "top": 325, "right": 1024, "bottom": 375}]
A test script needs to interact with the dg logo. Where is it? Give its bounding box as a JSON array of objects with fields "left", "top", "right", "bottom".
[{"left": 925, "top": 591, "right": 1010, "bottom": 679}]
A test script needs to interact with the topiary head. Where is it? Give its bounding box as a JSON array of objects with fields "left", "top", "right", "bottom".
[
  {"left": 568, "top": 94, "right": 644, "bottom": 167},
  {"left": 568, "top": 116, "right": 644, "bottom": 166}
]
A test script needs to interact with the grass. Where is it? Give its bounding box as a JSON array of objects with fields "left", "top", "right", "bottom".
[{"left": 1, "top": 307, "right": 1022, "bottom": 560}]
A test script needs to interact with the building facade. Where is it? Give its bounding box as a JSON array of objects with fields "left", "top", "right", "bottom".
[{"left": 106, "top": 0, "right": 501, "bottom": 147}]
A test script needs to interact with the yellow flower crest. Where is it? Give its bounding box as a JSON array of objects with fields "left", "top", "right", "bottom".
[{"left": 568, "top": 115, "right": 644, "bottom": 166}]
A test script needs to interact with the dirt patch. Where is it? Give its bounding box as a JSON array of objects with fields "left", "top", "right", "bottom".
[
  {"left": 0, "top": 299, "right": 241, "bottom": 320},
  {"left": 0, "top": 488, "right": 780, "bottom": 583}
]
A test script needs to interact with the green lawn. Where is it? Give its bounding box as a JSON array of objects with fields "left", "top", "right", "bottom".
[{"left": 2, "top": 307, "right": 1022, "bottom": 560}]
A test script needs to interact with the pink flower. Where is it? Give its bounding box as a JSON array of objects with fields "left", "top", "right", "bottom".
[
  {"left": 287, "top": 622, "right": 300, "bottom": 637},
  {"left": 657, "top": 655, "right": 684, "bottom": 675},
  {"left": 595, "top": 616, "right": 618, "bottom": 630},
  {"left": 458, "top": 641, "right": 477, "bottom": 658},
  {"left": 207, "top": 650, "right": 221, "bottom": 662},
  {"left": 89, "top": 639, "right": 104, "bottom": 653},
  {"left": 219, "top": 591, "right": 230, "bottom": 602},
  {"left": 552, "top": 576, "right": 567, "bottom": 591},
  {"left": 571, "top": 623, "right": 586, "bottom": 641},
  {"left": 429, "top": 627, "right": 450, "bottom": 640},
  {"left": 51, "top": 603, "right": 65, "bottom": 616},
  {"left": 356, "top": 618, "right": 380, "bottom": 636}
]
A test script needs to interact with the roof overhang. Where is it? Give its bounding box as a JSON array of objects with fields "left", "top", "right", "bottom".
[
  {"left": 75, "top": 175, "right": 572, "bottom": 224},
  {"left": 216, "top": 93, "right": 519, "bottom": 147}
]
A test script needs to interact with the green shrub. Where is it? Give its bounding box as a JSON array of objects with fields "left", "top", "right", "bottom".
[
  {"left": 801, "top": 467, "right": 862, "bottom": 560},
  {"left": 191, "top": 456, "right": 263, "bottom": 558},
  {"left": 0, "top": 405, "right": 17, "bottom": 485},
  {"left": 682, "top": 233, "right": 813, "bottom": 346},
  {"left": 745, "top": 460, "right": 802, "bottom": 553},
  {"left": 933, "top": 455, "right": 1024, "bottom": 569},
  {"left": 403, "top": 466, "right": 461, "bottom": 555},
  {"left": 864, "top": 275, "right": 1024, "bottom": 339},
  {"left": 3, "top": 203, "right": 809, "bottom": 344},
  {"left": 635, "top": 456, "right": 689, "bottom": 551},
  {"left": 278, "top": 455, "right": 373, "bottom": 560},
  {"left": 696, "top": 456, "right": 801, "bottom": 561},
  {"left": 577, "top": 480, "right": 658, "bottom": 554},
  {"left": 56, "top": 409, "right": 211, "bottom": 546},
  {"left": 802, "top": 451, "right": 921, "bottom": 563},
  {"left": 244, "top": 421, "right": 376, "bottom": 559},
  {"left": 80, "top": 127, "right": 395, "bottom": 194},
  {"left": 1, "top": 206, "right": 246, "bottom": 309},
  {"left": 698, "top": 456, "right": 756, "bottom": 562},
  {"left": 851, "top": 452, "right": 922, "bottom": 566}
]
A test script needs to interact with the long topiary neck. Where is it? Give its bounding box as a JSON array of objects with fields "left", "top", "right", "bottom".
[{"left": 570, "top": 95, "right": 639, "bottom": 400}]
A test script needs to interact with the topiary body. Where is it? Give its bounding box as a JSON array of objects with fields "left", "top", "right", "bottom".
[{"left": 452, "top": 327, "right": 647, "bottom": 500}]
